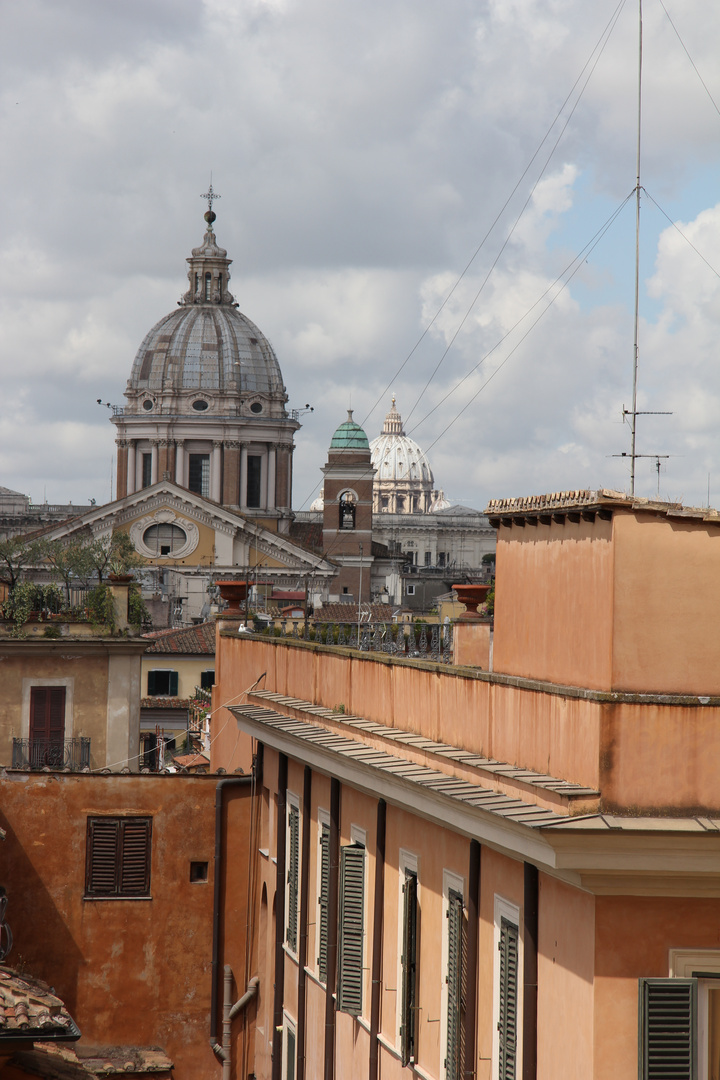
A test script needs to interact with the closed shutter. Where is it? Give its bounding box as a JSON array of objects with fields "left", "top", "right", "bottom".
[
  {"left": 286, "top": 804, "right": 300, "bottom": 953},
  {"left": 147, "top": 671, "right": 157, "bottom": 695},
  {"left": 445, "top": 889, "right": 464, "bottom": 1080},
  {"left": 498, "top": 918, "right": 519, "bottom": 1080},
  {"left": 169, "top": 671, "right": 179, "bottom": 696},
  {"left": 337, "top": 843, "right": 365, "bottom": 1015},
  {"left": 30, "top": 687, "right": 66, "bottom": 742},
  {"left": 318, "top": 822, "right": 330, "bottom": 982},
  {"left": 86, "top": 817, "right": 151, "bottom": 898},
  {"left": 401, "top": 869, "right": 418, "bottom": 1067},
  {"left": 639, "top": 978, "right": 697, "bottom": 1080}
]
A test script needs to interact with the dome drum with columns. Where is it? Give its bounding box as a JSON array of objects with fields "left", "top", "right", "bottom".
[
  {"left": 369, "top": 398, "right": 446, "bottom": 514},
  {"left": 113, "top": 199, "right": 298, "bottom": 531}
]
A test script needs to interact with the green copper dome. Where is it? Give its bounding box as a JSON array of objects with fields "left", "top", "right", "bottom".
[{"left": 330, "top": 410, "right": 370, "bottom": 450}]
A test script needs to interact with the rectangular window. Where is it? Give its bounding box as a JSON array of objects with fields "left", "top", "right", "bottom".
[
  {"left": 424, "top": 551, "right": 432, "bottom": 566},
  {"left": 147, "top": 670, "right": 179, "bottom": 696},
  {"left": 438, "top": 552, "right": 446, "bottom": 567},
  {"left": 401, "top": 868, "right": 418, "bottom": 1067},
  {"left": 200, "top": 670, "right": 215, "bottom": 690},
  {"left": 639, "top": 979, "right": 697, "bottom": 1080},
  {"left": 188, "top": 454, "right": 210, "bottom": 497},
  {"left": 337, "top": 842, "right": 365, "bottom": 1016},
  {"left": 286, "top": 799, "right": 300, "bottom": 954},
  {"left": 85, "top": 817, "right": 152, "bottom": 898},
  {"left": 283, "top": 1017, "right": 297, "bottom": 1080},
  {"left": 406, "top": 584, "right": 415, "bottom": 596},
  {"left": 498, "top": 917, "right": 519, "bottom": 1080},
  {"left": 317, "top": 820, "right": 330, "bottom": 983},
  {"left": 247, "top": 455, "right": 262, "bottom": 508},
  {"left": 142, "top": 453, "right": 152, "bottom": 488},
  {"left": 30, "top": 686, "right": 65, "bottom": 744},
  {"left": 445, "top": 888, "right": 465, "bottom": 1080}
]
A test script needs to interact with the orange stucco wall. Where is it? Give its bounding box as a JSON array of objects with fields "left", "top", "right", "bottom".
[
  {"left": 492, "top": 516, "right": 615, "bottom": 690},
  {"left": 0, "top": 771, "right": 251, "bottom": 1080}
]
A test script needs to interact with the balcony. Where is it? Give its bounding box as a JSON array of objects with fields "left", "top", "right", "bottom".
[{"left": 12, "top": 738, "right": 91, "bottom": 772}]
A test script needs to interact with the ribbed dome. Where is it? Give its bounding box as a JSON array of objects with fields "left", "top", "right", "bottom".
[
  {"left": 370, "top": 399, "right": 434, "bottom": 485},
  {"left": 129, "top": 306, "right": 284, "bottom": 396},
  {"left": 330, "top": 411, "right": 370, "bottom": 450}
]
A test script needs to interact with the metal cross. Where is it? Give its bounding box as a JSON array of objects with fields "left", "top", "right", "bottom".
[{"left": 201, "top": 183, "right": 221, "bottom": 214}]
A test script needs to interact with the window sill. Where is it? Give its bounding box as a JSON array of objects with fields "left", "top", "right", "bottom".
[
  {"left": 304, "top": 966, "right": 327, "bottom": 990},
  {"left": 282, "top": 944, "right": 299, "bottom": 966},
  {"left": 259, "top": 848, "right": 270, "bottom": 859},
  {"left": 83, "top": 895, "right": 152, "bottom": 901}
]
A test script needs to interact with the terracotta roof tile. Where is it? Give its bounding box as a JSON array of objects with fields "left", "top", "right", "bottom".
[
  {"left": 0, "top": 966, "right": 79, "bottom": 1041},
  {"left": 314, "top": 603, "right": 397, "bottom": 624},
  {"left": 143, "top": 622, "right": 215, "bottom": 655}
]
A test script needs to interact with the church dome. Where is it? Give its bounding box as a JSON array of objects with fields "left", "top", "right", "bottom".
[
  {"left": 125, "top": 203, "right": 287, "bottom": 416},
  {"left": 369, "top": 398, "right": 438, "bottom": 514},
  {"left": 330, "top": 411, "right": 370, "bottom": 451}
]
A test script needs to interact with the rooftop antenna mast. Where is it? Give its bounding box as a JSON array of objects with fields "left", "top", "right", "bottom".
[{"left": 619, "top": 0, "right": 672, "bottom": 495}]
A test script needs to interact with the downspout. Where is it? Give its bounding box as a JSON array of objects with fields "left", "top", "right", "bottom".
[
  {"left": 323, "top": 777, "right": 341, "bottom": 1080},
  {"left": 296, "top": 766, "right": 312, "bottom": 1080},
  {"left": 210, "top": 775, "right": 252, "bottom": 1053},
  {"left": 523, "top": 862, "right": 539, "bottom": 1080},
  {"left": 369, "top": 799, "right": 386, "bottom": 1080},
  {"left": 465, "top": 840, "right": 481, "bottom": 1079},
  {"left": 272, "top": 753, "right": 288, "bottom": 1080},
  {"left": 214, "top": 967, "right": 261, "bottom": 1080}
]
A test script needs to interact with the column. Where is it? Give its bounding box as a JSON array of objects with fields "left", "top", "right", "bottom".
[
  {"left": 211, "top": 442, "right": 222, "bottom": 503},
  {"left": 240, "top": 444, "right": 248, "bottom": 509},
  {"left": 275, "top": 446, "right": 289, "bottom": 511},
  {"left": 150, "top": 441, "right": 159, "bottom": 485},
  {"left": 267, "top": 444, "right": 277, "bottom": 511},
  {"left": 175, "top": 440, "right": 185, "bottom": 486},
  {"left": 222, "top": 442, "right": 241, "bottom": 506},
  {"left": 127, "top": 441, "right": 136, "bottom": 496},
  {"left": 116, "top": 441, "right": 128, "bottom": 500}
]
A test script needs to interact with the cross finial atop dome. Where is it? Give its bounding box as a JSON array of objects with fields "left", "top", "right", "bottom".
[
  {"left": 201, "top": 182, "right": 220, "bottom": 229},
  {"left": 382, "top": 396, "right": 404, "bottom": 436}
]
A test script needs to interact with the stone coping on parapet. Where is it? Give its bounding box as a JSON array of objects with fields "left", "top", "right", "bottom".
[
  {"left": 218, "top": 628, "right": 720, "bottom": 708},
  {"left": 247, "top": 688, "right": 600, "bottom": 816},
  {"left": 485, "top": 488, "right": 720, "bottom": 524}
]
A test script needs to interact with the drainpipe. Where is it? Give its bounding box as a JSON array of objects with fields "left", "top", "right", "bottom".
[
  {"left": 296, "top": 766, "right": 312, "bottom": 1080},
  {"left": 465, "top": 840, "right": 481, "bottom": 1079},
  {"left": 210, "top": 775, "right": 252, "bottom": 1056},
  {"left": 523, "top": 862, "right": 539, "bottom": 1080},
  {"left": 213, "top": 966, "right": 260, "bottom": 1080},
  {"left": 272, "top": 754, "right": 288, "bottom": 1080},
  {"left": 369, "top": 799, "right": 386, "bottom": 1080},
  {"left": 323, "top": 778, "right": 341, "bottom": 1080}
]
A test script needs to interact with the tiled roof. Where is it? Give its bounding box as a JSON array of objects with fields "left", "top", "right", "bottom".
[
  {"left": 0, "top": 966, "right": 79, "bottom": 1041},
  {"left": 314, "top": 603, "right": 397, "bottom": 624},
  {"left": 172, "top": 753, "right": 210, "bottom": 769},
  {"left": 11, "top": 1043, "right": 173, "bottom": 1079},
  {"left": 486, "top": 489, "right": 720, "bottom": 520},
  {"left": 143, "top": 622, "right": 215, "bottom": 655}
]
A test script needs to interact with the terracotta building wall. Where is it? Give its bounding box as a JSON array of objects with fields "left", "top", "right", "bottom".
[
  {"left": 492, "top": 516, "right": 615, "bottom": 690},
  {"left": 0, "top": 771, "right": 251, "bottom": 1080}
]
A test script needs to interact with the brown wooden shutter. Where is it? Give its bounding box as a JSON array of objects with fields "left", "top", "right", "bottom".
[
  {"left": 30, "top": 687, "right": 66, "bottom": 742},
  {"left": 86, "top": 817, "right": 151, "bottom": 898},
  {"left": 639, "top": 978, "right": 697, "bottom": 1080},
  {"left": 86, "top": 818, "right": 121, "bottom": 896},
  {"left": 119, "top": 819, "right": 152, "bottom": 896}
]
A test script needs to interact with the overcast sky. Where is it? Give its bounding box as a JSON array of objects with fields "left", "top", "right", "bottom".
[{"left": 2, "top": 0, "right": 720, "bottom": 511}]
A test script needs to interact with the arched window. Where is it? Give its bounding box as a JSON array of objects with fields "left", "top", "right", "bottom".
[{"left": 339, "top": 492, "right": 356, "bottom": 530}]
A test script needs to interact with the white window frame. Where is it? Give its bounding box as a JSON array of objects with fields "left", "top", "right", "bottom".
[
  {"left": 397, "top": 849, "right": 419, "bottom": 1053},
  {"left": 281, "top": 1011, "right": 296, "bottom": 1080},
  {"left": 440, "top": 869, "right": 465, "bottom": 1078},
  {"left": 492, "top": 895, "right": 523, "bottom": 1080},
  {"left": 285, "top": 791, "right": 301, "bottom": 959},
  {"left": 315, "top": 808, "right": 330, "bottom": 981},
  {"left": 670, "top": 948, "right": 720, "bottom": 1080}
]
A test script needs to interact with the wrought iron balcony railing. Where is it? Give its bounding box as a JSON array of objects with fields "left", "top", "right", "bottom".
[{"left": 12, "top": 737, "right": 91, "bottom": 772}]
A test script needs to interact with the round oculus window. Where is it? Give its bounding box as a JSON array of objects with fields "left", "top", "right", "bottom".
[
  {"left": 192, "top": 399, "right": 209, "bottom": 411},
  {"left": 143, "top": 523, "right": 187, "bottom": 557},
  {"left": 142, "top": 399, "right": 154, "bottom": 411},
  {"left": 250, "top": 402, "right": 263, "bottom": 414}
]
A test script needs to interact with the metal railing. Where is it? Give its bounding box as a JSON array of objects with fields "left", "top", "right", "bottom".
[
  {"left": 12, "top": 737, "right": 91, "bottom": 771},
  {"left": 262, "top": 620, "right": 454, "bottom": 664}
]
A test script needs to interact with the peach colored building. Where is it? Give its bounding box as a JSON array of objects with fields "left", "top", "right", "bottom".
[{"left": 211, "top": 489, "right": 720, "bottom": 1080}]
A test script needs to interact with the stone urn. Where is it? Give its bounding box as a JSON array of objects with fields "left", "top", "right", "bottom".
[
  {"left": 217, "top": 580, "right": 249, "bottom": 616},
  {"left": 451, "top": 583, "right": 491, "bottom": 620}
]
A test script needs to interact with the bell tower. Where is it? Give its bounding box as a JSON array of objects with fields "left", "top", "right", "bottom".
[{"left": 321, "top": 411, "right": 374, "bottom": 602}]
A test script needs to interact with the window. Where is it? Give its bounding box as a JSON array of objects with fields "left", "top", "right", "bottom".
[
  {"left": 247, "top": 455, "right": 262, "bottom": 508},
  {"left": 200, "top": 670, "right": 215, "bottom": 690},
  {"left": 286, "top": 797, "right": 300, "bottom": 955},
  {"left": 188, "top": 454, "right": 210, "bottom": 497},
  {"left": 283, "top": 1016, "right": 296, "bottom": 1080},
  {"left": 142, "top": 453, "right": 152, "bottom": 488},
  {"left": 438, "top": 552, "right": 446, "bottom": 567},
  {"left": 498, "top": 917, "right": 519, "bottom": 1079},
  {"left": 250, "top": 401, "right": 263, "bottom": 414},
  {"left": 337, "top": 841, "right": 365, "bottom": 1015},
  {"left": 406, "top": 584, "right": 415, "bottom": 596},
  {"left": 142, "top": 523, "right": 187, "bottom": 557},
  {"left": 339, "top": 492, "right": 356, "bottom": 530},
  {"left": 639, "top": 980, "right": 697, "bottom": 1080},
  {"left": 424, "top": 551, "right": 432, "bottom": 566},
  {"left": 204, "top": 272, "right": 211, "bottom": 300},
  {"left": 317, "top": 818, "right": 330, "bottom": 983},
  {"left": 147, "top": 670, "right": 179, "bottom": 696},
  {"left": 192, "top": 399, "right": 209, "bottom": 411},
  {"left": 401, "top": 867, "right": 418, "bottom": 1067},
  {"left": 445, "top": 888, "right": 465, "bottom": 1080},
  {"left": 85, "top": 817, "right": 152, "bottom": 898},
  {"left": 30, "top": 687, "right": 65, "bottom": 745}
]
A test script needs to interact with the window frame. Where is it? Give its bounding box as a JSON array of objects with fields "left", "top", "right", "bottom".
[
  {"left": 147, "top": 669, "right": 179, "bottom": 697},
  {"left": 85, "top": 816, "right": 152, "bottom": 900},
  {"left": 666, "top": 950, "right": 720, "bottom": 1080},
  {"left": 440, "top": 870, "right": 465, "bottom": 1080},
  {"left": 492, "top": 895, "right": 522, "bottom": 1080}
]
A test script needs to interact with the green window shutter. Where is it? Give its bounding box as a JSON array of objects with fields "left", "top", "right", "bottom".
[
  {"left": 639, "top": 978, "right": 697, "bottom": 1080},
  {"left": 401, "top": 869, "right": 418, "bottom": 1067},
  {"left": 318, "top": 823, "right": 330, "bottom": 982},
  {"left": 147, "top": 671, "right": 156, "bottom": 696},
  {"left": 286, "top": 804, "right": 300, "bottom": 952},
  {"left": 445, "top": 889, "right": 464, "bottom": 1079},
  {"left": 498, "top": 918, "right": 519, "bottom": 1080},
  {"left": 169, "top": 671, "right": 179, "bottom": 696},
  {"left": 337, "top": 843, "right": 365, "bottom": 1015}
]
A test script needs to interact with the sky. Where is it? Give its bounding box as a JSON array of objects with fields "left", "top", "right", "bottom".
[{"left": 2, "top": 0, "right": 720, "bottom": 511}]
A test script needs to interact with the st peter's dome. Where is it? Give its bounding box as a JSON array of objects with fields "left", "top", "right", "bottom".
[{"left": 369, "top": 398, "right": 437, "bottom": 514}]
